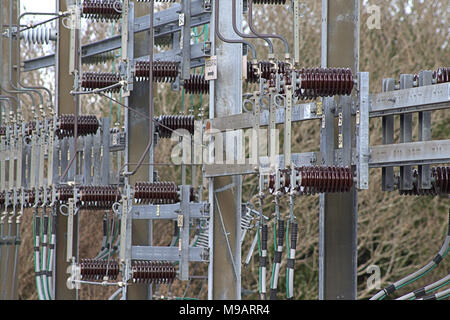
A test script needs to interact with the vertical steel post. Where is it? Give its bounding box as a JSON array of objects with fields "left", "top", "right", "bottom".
[
  {"left": 399, "top": 75, "right": 414, "bottom": 191},
  {"left": 54, "top": 0, "right": 77, "bottom": 300},
  {"left": 0, "top": 0, "right": 18, "bottom": 300},
  {"left": 417, "top": 71, "right": 432, "bottom": 189},
  {"left": 209, "top": 0, "right": 242, "bottom": 300},
  {"left": 319, "top": 0, "right": 359, "bottom": 300},
  {"left": 124, "top": 2, "right": 153, "bottom": 300},
  {"left": 381, "top": 79, "right": 395, "bottom": 191}
]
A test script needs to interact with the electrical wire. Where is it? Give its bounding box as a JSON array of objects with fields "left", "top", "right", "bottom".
[
  {"left": 397, "top": 275, "right": 450, "bottom": 300},
  {"left": 32, "top": 212, "right": 44, "bottom": 300},
  {"left": 215, "top": 0, "right": 257, "bottom": 59},
  {"left": 248, "top": 0, "right": 290, "bottom": 56},
  {"left": 370, "top": 210, "right": 450, "bottom": 300},
  {"left": 419, "top": 287, "right": 450, "bottom": 300}
]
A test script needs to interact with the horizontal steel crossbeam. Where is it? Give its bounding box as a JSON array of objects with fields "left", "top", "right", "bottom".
[
  {"left": 130, "top": 202, "right": 210, "bottom": 220},
  {"left": 131, "top": 246, "right": 208, "bottom": 262}
]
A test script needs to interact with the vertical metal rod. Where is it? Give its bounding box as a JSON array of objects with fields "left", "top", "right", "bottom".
[{"left": 319, "top": 0, "right": 359, "bottom": 300}]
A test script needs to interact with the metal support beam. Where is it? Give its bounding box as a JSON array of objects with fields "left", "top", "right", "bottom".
[
  {"left": 54, "top": 0, "right": 77, "bottom": 300},
  {"left": 0, "top": 0, "right": 18, "bottom": 300},
  {"left": 319, "top": 0, "right": 359, "bottom": 300},
  {"left": 209, "top": 0, "right": 242, "bottom": 300},
  {"left": 124, "top": 2, "right": 152, "bottom": 301}
]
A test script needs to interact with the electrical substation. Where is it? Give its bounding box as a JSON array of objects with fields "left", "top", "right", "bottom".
[{"left": 0, "top": 0, "right": 448, "bottom": 301}]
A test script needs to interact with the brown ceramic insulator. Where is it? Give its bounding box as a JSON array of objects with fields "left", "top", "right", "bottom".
[
  {"left": 398, "top": 167, "right": 449, "bottom": 196},
  {"left": 0, "top": 126, "right": 5, "bottom": 136},
  {"left": 133, "top": 181, "right": 179, "bottom": 204},
  {"left": 155, "top": 115, "right": 195, "bottom": 139},
  {"left": 252, "top": 0, "right": 287, "bottom": 4},
  {"left": 0, "top": 191, "right": 5, "bottom": 206},
  {"left": 23, "top": 189, "right": 36, "bottom": 207},
  {"left": 81, "top": 72, "right": 121, "bottom": 92},
  {"left": 134, "top": 61, "right": 179, "bottom": 83},
  {"left": 80, "top": 258, "right": 119, "bottom": 281},
  {"left": 56, "top": 185, "right": 74, "bottom": 202},
  {"left": 435, "top": 68, "right": 449, "bottom": 84},
  {"left": 56, "top": 114, "right": 99, "bottom": 139},
  {"left": 79, "top": 185, "right": 121, "bottom": 210},
  {"left": 24, "top": 121, "right": 36, "bottom": 136},
  {"left": 295, "top": 68, "right": 354, "bottom": 100},
  {"left": 131, "top": 260, "right": 176, "bottom": 284},
  {"left": 183, "top": 74, "right": 209, "bottom": 94},
  {"left": 434, "top": 167, "right": 449, "bottom": 195},
  {"left": 82, "top": 0, "right": 122, "bottom": 21},
  {"left": 247, "top": 61, "right": 259, "bottom": 83},
  {"left": 295, "top": 166, "right": 353, "bottom": 195}
]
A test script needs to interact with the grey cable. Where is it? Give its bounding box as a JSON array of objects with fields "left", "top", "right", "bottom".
[
  {"left": 18, "top": 11, "right": 55, "bottom": 108},
  {"left": 215, "top": 0, "right": 257, "bottom": 59},
  {"left": 371, "top": 210, "right": 450, "bottom": 300},
  {"left": 397, "top": 274, "right": 450, "bottom": 300},
  {"left": 248, "top": 0, "right": 289, "bottom": 55},
  {"left": 418, "top": 287, "right": 450, "bottom": 300},
  {"left": 231, "top": 0, "right": 268, "bottom": 54},
  {"left": 8, "top": 0, "right": 43, "bottom": 108}
]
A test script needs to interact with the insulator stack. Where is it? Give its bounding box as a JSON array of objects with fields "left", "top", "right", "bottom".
[
  {"left": 295, "top": 166, "right": 353, "bottom": 195},
  {"left": 435, "top": 68, "right": 449, "bottom": 84},
  {"left": 79, "top": 259, "right": 120, "bottom": 280},
  {"left": 183, "top": 74, "right": 209, "bottom": 94},
  {"left": 56, "top": 115, "right": 99, "bottom": 139},
  {"left": 79, "top": 186, "right": 121, "bottom": 209},
  {"left": 82, "top": 52, "right": 117, "bottom": 65},
  {"left": 25, "top": 121, "right": 36, "bottom": 136},
  {"left": 196, "top": 223, "right": 210, "bottom": 249},
  {"left": 56, "top": 185, "right": 73, "bottom": 202},
  {"left": 246, "top": 61, "right": 288, "bottom": 83},
  {"left": 136, "top": 0, "right": 176, "bottom": 2},
  {"left": 23, "top": 189, "right": 36, "bottom": 207},
  {"left": 295, "top": 68, "right": 354, "bottom": 100},
  {"left": 134, "top": 61, "right": 179, "bottom": 83},
  {"left": 131, "top": 261, "right": 176, "bottom": 284},
  {"left": 247, "top": 61, "right": 259, "bottom": 83},
  {"left": 268, "top": 169, "right": 291, "bottom": 194},
  {"left": 434, "top": 167, "right": 450, "bottom": 194},
  {"left": 82, "top": 0, "right": 122, "bottom": 21},
  {"left": 252, "top": 0, "right": 287, "bottom": 4},
  {"left": 81, "top": 72, "right": 121, "bottom": 92},
  {"left": 399, "top": 167, "right": 450, "bottom": 196},
  {"left": 0, "top": 191, "right": 4, "bottom": 206},
  {"left": 56, "top": 185, "right": 120, "bottom": 209},
  {"left": 0, "top": 126, "right": 5, "bottom": 136},
  {"left": 154, "top": 35, "right": 173, "bottom": 48},
  {"left": 134, "top": 182, "right": 180, "bottom": 204},
  {"left": 155, "top": 115, "right": 195, "bottom": 138},
  {"left": 20, "top": 27, "right": 57, "bottom": 45}
]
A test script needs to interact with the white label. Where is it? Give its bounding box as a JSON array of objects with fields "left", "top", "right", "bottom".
[
  {"left": 205, "top": 56, "right": 218, "bottom": 81},
  {"left": 179, "top": 13, "right": 185, "bottom": 26}
]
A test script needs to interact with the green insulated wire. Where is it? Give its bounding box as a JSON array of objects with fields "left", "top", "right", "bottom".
[
  {"left": 396, "top": 265, "right": 437, "bottom": 291},
  {"left": 200, "top": 25, "right": 207, "bottom": 108},
  {"left": 285, "top": 221, "right": 290, "bottom": 297},
  {"left": 46, "top": 215, "right": 52, "bottom": 299},
  {"left": 438, "top": 293, "right": 450, "bottom": 300},
  {"left": 109, "top": 22, "right": 114, "bottom": 124},
  {"left": 40, "top": 214, "right": 47, "bottom": 300},
  {"left": 191, "top": 27, "right": 198, "bottom": 109},
  {"left": 257, "top": 225, "right": 262, "bottom": 293},
  {"left": 32, "top": 216, "right": 42, "bottom": 300},
  {"left": 270, "top": 221, "right": 277, "bottom": 289}
]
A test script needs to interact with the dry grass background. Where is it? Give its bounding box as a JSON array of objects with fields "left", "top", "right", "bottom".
[{"left": 15, "top": 0, "right": 449, "bottom": 300}]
